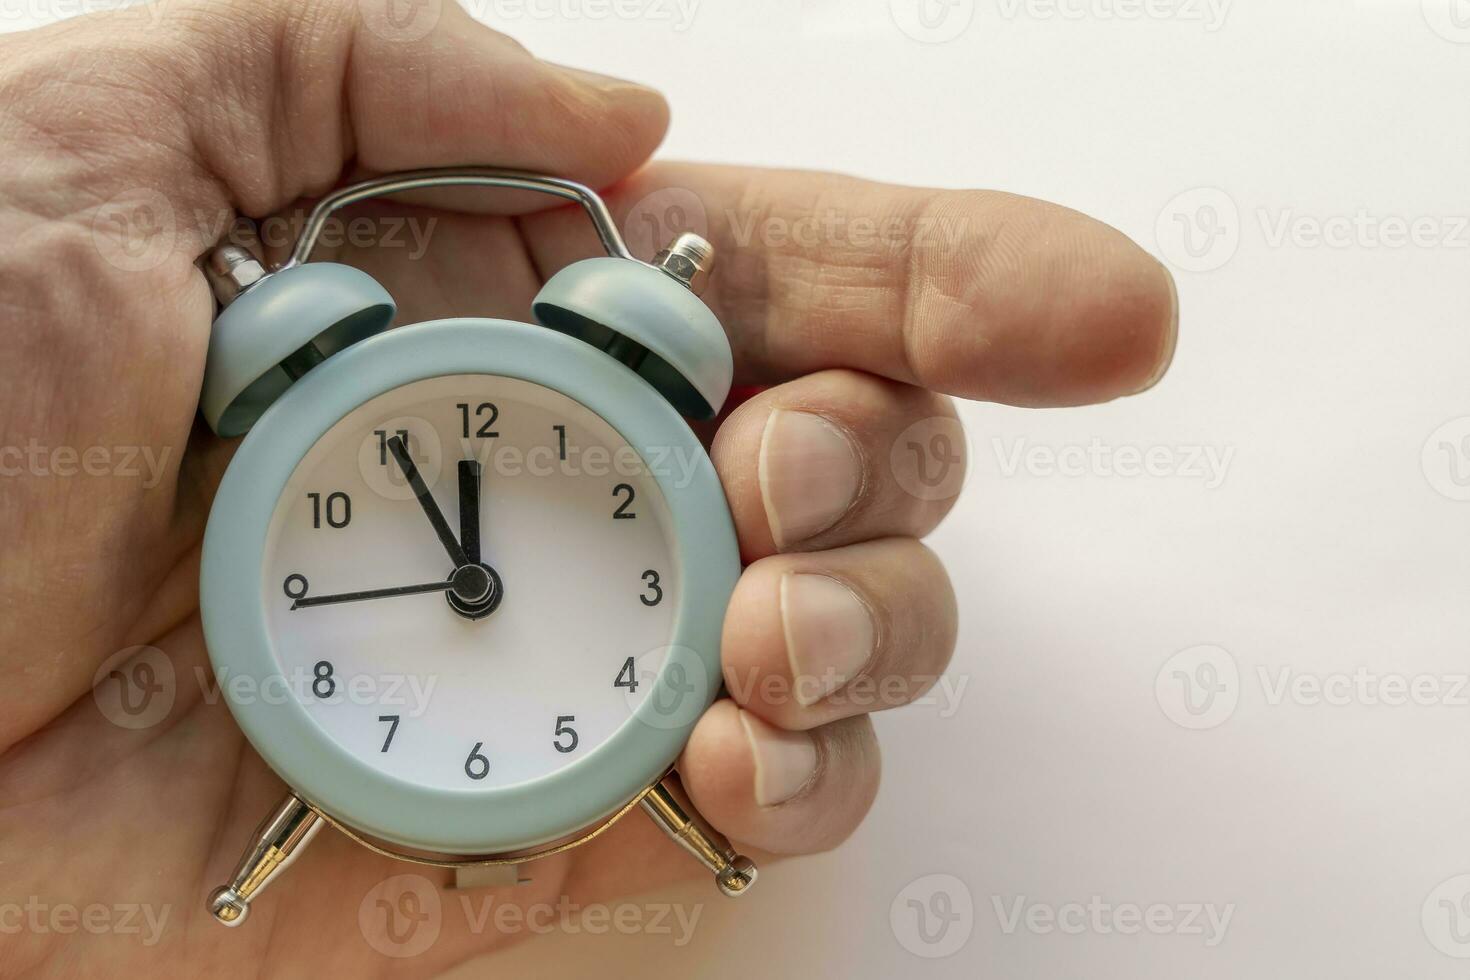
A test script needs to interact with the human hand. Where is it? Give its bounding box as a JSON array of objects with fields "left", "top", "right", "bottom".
[{"left": 0, "top": 1, "right": 1175, "bottom": 974}]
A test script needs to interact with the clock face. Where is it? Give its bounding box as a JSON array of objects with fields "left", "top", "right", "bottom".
[{"left": 261, "top": 374, "right": 679, "bottom": 793}]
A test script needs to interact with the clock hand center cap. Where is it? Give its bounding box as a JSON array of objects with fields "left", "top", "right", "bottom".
[
  {"left": 450, "top": 563, "right": 493, "bottom": 603},
  {"left": 447, "top": 563, "right": 502, "bottom": 621}
]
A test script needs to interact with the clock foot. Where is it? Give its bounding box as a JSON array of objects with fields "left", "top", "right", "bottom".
[
  {"left": 640, "top": 776, "right": 757, "bottom": 897},
  {"left": 453, "top": 865, "right": 529, "bottom": 889},
  {"left": 207, "top": 793, "right": 324, "bottom": 926}
]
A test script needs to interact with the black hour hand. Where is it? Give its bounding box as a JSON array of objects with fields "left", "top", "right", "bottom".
[{"left": 458, "top": 459, "right": 481, "bottom": 565}]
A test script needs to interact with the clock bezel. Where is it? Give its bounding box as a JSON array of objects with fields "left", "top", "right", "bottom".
[{"left": 201, "top": 318, "right": 739, "bottom": 855}]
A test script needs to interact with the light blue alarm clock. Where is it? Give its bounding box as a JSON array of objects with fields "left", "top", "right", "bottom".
[{"left": 197, "top": 170, "right": 755, "bottom": 926}]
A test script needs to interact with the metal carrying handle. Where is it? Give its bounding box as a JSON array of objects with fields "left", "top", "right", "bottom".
[
  {"left": 206, "top": 165, "right": 716, "bottom": 307},
  {"left": 283, "top": 167, "right": 634, "bottom": 269}
]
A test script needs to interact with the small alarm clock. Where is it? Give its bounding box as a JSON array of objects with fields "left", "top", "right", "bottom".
[{"left": 198, "top": 169, "right": 755, "bottom": 926}]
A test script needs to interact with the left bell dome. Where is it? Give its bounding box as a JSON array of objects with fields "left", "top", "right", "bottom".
[{"left": 200, "top": 256, "right": 396, "bottom": 437}]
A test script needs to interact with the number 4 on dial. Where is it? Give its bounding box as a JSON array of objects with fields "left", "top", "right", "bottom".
[{"left": 614, "top": 657, "right": 639, "bottom": 693}]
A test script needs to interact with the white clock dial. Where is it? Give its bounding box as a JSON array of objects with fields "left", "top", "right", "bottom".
[{"left": 261, "top": 374, "right": 679, "bottom": 792}]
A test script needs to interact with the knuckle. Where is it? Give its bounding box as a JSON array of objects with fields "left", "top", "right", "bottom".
[
  {"left": 882, "top": 395, "right": 967, "bottom": 523},
  {"left": 1, "top": 31, "right": 179, "bottom": 143},
  {"left": 733, "top": 540, "right": 956, "bottom": 722},
  {"left": 858, "top": 540, "right": 956, "bottom": 685}
]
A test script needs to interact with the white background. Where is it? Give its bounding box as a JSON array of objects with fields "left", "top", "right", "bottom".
[
  {"left": 463, "top": 1, "right": 1470, "bottom": 976},
  {"left": 10, "top": 0, "right": 1470, "bottom": 976}
]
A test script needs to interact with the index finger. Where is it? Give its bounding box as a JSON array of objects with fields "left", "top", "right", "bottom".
[{"left": 518, "top": 162, "right": 1177, "bottom": 407}]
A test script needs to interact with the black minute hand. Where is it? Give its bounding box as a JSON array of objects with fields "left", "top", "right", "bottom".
[
  {"left": 387, "top": 435, "right": 470, "bottom": 568},
  {"left": 292, "top": 579, "right": 454, "bottom": 610}
]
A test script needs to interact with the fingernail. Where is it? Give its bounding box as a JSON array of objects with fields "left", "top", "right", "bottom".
[
  {"left": 549, "top": 62, "right": 662, "bottom": 98},
  {"left": 758, "top": 410, "right": 863, "bottom": 549},
  {"left": 781, "top": 573, "right": 875, "bottom": 706},
  {"left": 739, "top": 710, "right": 818, "bottom": 808},
  {"left": 1134, "top": 261, "right": 1179, "bottom": 394}
]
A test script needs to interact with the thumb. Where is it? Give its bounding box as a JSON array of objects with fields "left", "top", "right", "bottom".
[{"left": 0, "top": 0, "right": 670, "bottom": 237}]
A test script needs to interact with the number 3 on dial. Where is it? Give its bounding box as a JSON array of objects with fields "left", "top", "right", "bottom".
[{"left": 641, "top": 569, "right": 663, "bottom": 606}]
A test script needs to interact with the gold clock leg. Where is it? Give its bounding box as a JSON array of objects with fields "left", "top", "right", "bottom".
[
  {"left": 207, "top": 793, "right": 323, "bottom": 926},
  {"left": 640, "top": 775, "right": 756, "bottom": 897},
  {"left": 452, "top": 865, "right": 529, "bottom": 889}
]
